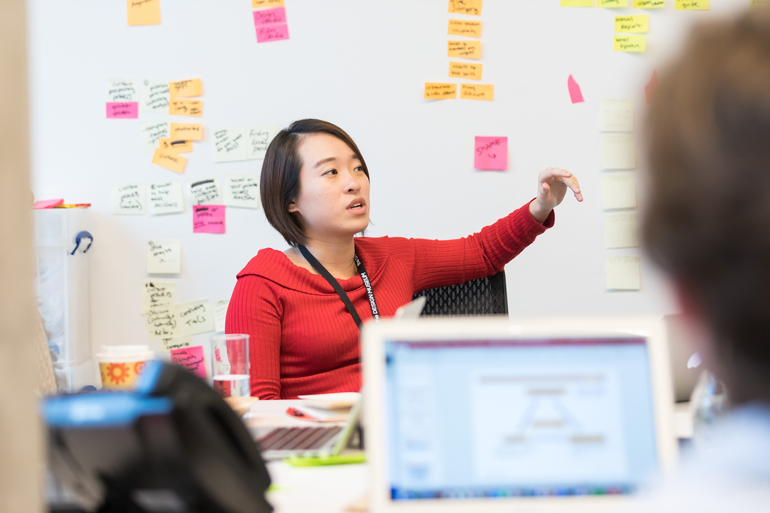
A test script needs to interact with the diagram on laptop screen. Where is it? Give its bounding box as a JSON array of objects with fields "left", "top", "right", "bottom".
[{"left": 470, "top": 366, "right": 629, "bottom": 483}]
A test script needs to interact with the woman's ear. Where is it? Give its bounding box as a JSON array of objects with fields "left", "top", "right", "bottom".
[{"left": 288, "top": 200, "right": 299, "bottom": 214}]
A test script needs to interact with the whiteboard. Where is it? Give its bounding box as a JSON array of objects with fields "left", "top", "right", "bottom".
[{"left": 27, "top": 0, "right": 748, "bottom": 357}]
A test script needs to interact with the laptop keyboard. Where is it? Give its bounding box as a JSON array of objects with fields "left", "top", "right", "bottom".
[{"left": 258, "top": 426, "right": 343, "bottom": 452}]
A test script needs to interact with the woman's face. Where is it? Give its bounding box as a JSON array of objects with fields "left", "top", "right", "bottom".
[{"left": 289, "top": 133, "right": 370, "bottom": 242}]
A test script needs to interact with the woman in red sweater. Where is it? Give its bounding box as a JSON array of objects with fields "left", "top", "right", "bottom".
[{"left": 226, "top": 119, "right": 582, "bottom": 400}]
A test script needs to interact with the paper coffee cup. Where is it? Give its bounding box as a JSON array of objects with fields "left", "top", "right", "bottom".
[{"left": 96, "top": 345, "right": 155, "bottom": 390}]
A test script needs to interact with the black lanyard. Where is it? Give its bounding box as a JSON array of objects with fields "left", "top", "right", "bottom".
[{"left": 298, "top": 245, "right": 380, "bottom": 329}]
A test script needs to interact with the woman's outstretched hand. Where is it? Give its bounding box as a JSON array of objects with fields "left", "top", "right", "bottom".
[{"left": 529, "top": 167, "right": 583, "bottom": 223}]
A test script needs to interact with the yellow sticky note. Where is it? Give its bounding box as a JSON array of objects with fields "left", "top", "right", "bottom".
[
  {"left": 158, "top": 138, "right": 193, "bottom": 153},
  {"left": 598, "top": 0, "right": 629, "bottom": 6},
  {"left": 448, "top": 19, "right": 482, "bottom": 38},
  {"left": 460, "top": 84, "right": 494, "bottom": 101},
  {"left": 169, "top": 99, "right": 203, "bottom": 117},
  {"left": 675, "top": 0, "right": 708, "bottom": 9},
  {"left": 752, "top": 0, "right": 770, "bottom": 7},
  {"left": 633, "top": 0, "right": 664, "bottom": 7},
  {"left": 601, "top": 173, "right": 637, "bottom": 210},
  {"left": 127, "top": 0, "right": 161, "bottom": 26},
  {"left": 614, "top": 35, "right": 646, "bottom": 52},
  {"left": 170, "top": 123, "right": 203, "bottom": 141},
  {"left": 152, "top": 148, "right": 187, "bottom": 173},
  {"left": 252, "top": 0, "right": 284, "bottom": 6},
  {"left": 448, "top": 0, "right": 482, "bottom": 16},
  {"left": 615, "top": 15, "right": 649, "bottom": 33},
  {"left": 604, "top": 213, "right": 639, "bottom": 249},
  {"left": 449, "top": 62, "right": 483, "bottom": 80},
  {"left": 169, "top": 79, "right": 203, "bottom": 99},
  {"left": 424, "top": 83, "right": 457, "bottom": 100},
  {"left": 448, "top": 41, "right": 481, "bottom": 59},
  {"left": 561, "top": 0, "right": 594, "bottom": 6},
  {"left": 606, "top": 256, "right": 641, "bottom": 291}
]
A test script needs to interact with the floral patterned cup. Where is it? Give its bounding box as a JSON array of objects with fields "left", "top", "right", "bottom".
[{"left": 96, "top": 345, "right": 155, "bottom": 390}]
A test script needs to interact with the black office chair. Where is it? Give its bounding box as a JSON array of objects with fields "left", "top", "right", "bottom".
[{"left": 412, "top": 271, "right": 508, "bottom": 317}]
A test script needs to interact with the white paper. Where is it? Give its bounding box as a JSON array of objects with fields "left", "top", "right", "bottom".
[
  {"left": 148, "top": 180, "right": 185, "bottom": 215},
  {"left": 188, "top": 177, "right": 222, "bottom": 205},
  {"left": 106, "top": 78, "right": 140, "bottom": 102},
  {"left": 145, "top": 304, "right": 179, "bottom": 341},
  {"left": 177, "top": 299, "right": 216, "bottom": 336},
  {"left": 244, "top": 126, "right": 279, "bottom": 160},
  {"left": 601, "top": 173, "right": 637, "bottom": 210},
  {"left": 601, "top": 134, "right": 636, "bottom": 170},
  {"left": 224, "top": 174, "right": 260, "bottom": 209},
  {"left": 214, "top": 300, "right": 229, "bottom": 333},
  {"left": 141, "top": 281, "right": 176, "bottom": 311},
  {"left": 600, "top": 98, "right": 634, "bottom": 132},
  {"left": 213, "top": 129, "right": 248, "bottom": 162},
  {"left": 141, "top": 121, "right": 170, "bottom": 154},
  {"left": 112, "top": 182, "right": 146, "bottom": 215},
  {"left": 140, "top": 79, "right": 170, "bottom": 113},
  {"left": 604, "top": 213, "right": 639, "bottom": 249},
  {"left": 147, "top": 240, "right": 182, "bottom": 274},
  {"left": 606, "top": 256, "right": 641, "bottom": 291}
]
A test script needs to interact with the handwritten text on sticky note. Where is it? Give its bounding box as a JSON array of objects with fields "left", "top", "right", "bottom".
[
  {"left": 460, "top": 83, "right": 493, "bottom": 101},
  {"left": 127, "top": 0, "right": 161, "bottom": 26},
  {"left": 193, "top": 205, "right": 226, "bottom": 234},
  {"left": 614, "top": 35, "right": 646, "bottom": 52},
  {"left": 424, "top": 83, "right": 457, "bottom": 100},
  {"left": 615, "top": 15, "right": 648, "bottom": 33},
  {"left": 147, "top": 240, "right": 181, "bottom": 274},
  {"left": 189, "top": 178, "right": 221, "bottom": 205},
  {"left": 633, "top": 0, "right": 664, "bottom": 8},
  {"left": 256, "top": 23, "right": 290, "bottom": 43},
  {"left": 141, "top": 121, "right": 170, "bottom": 154},
  {"left": 107, "top": 78, "right": 139, "bottom": 102},
  {"left": 141, "top": 80, "right": 170, "bottom": 113},
  {"left": 675, "top": 0, "right": 708, "bottom": 8},
  {"left": 106, "top": 102, "right": 138, "bottom": 119},
  {"left": 601, "top": 134, "right": 636, "bottom": 169},
  {"left": 253, "top": 6, "right": 286, "bottom": 25},
  {"left": 225, "top": 174, "right": 260, "bottom": 209},
  {"left": 113, "top": 182, "right": 145, "bottom": 215},
  {"left": 148, "top": 180, "right": 184, "bottom": 215},
  {"left": 170, "top": 123, "right": 203, "bottom": 141},
  {"left": 448, "top": 19, "right": 481, "bottom": 37},
  {"left": 604, "top": 213, "right": 639, "bottom": 249},
  {"left": 170, "top": 346, "right": 207, "bottom": 378},
  {"left": 178, "top": 300, "right": 215, "bottom": 336},
  {"left": 448, "top": 40, "right": 481, "bottom": 59},
  {"left": 449, "top": 62, "right": 482, "bottom": 80},
  {"left": 601, "top": 173, "right": 637, "bottom": 210},
  {"left": 169, "top": 99, "right": 202, "bottom": 117},
  {"left": 600, "top": 98, "right": 634, "bottom": 132},
  {"left": 158, "top": 138, "right": 193, "bottom": 153},
  {"left": 599, "top": 0, "right": 629, "bottom": 6},
  {"left": 141, "top": 281, "right": 175, "bottom": 310},
  {"left": 448, "top": 0, "right": 482, "bottom": 15},
  {"left": 474, "top": 137, "right": 508, "bottom": 170},
  {"left": 169, "top": 79, "right": 202, "bottom": 99},
  {"left": 152, "top": 148, "right": 187, "bottom": 173},
  {"left": 252, "top": 0, "right": 284, "bottom": 6}
]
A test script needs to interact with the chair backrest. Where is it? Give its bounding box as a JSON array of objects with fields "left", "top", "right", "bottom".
[{"left": 412, "top": 271, "right": 508, "bottom": 317}]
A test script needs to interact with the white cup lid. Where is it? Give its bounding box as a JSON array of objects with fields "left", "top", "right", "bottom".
[{"left": 96, "top": 345, "right": 155, "bottom": 363}]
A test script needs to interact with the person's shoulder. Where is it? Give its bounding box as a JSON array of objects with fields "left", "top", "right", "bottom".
[{"left": 236, "top": 248, "right": 288, "bottom": 279}]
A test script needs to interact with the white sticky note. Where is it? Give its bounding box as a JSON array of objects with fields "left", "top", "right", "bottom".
[
  {"left": 141, "top": 121, "right": 171, "bottom": 154},
  {"left": 140, "top": 79, "right": 170, "bottom": 113},
  {"left": 177, "top": 299, "right": 216, "bottom": 336},
  {"left": 147, "top": 240, "right": 182, "bottom": 274},
  {"left": 141, "top": 281, "right": 176, "bottom": 310},
  {"left": 188, "top": 177, "right": 222, "bottom": 205},
  {"left": 214, "top": 300, "right": 229, "bottom": 333},
  {"left": 601, "top": 173, "right": 637, "bottom": 210},
  {"left": 213, "top": 128, "right": 248, "bottom": 162},
  {"left": 113, "top": 182, "right": 146, "bottom": 215},
  {"left": 244, "top": 126, "right": 279, "bottom": 160},
  {"left": 145, "top": 304, "right": 179, "bottom": 341},
  {"left": 224, "top": 174, "right": 260, "bottom": 209},
  {"left": 148, "top": 180, "right": 185, "bottom": 215},
  {"left": 606, "top": 256, "right": 641, "bottom": 290},
  {"left": 106, "top": 78, "right": 140, "bottom": 102},
  {"left": 601, "top": 134, "right": 636, "bottom": 170},
  {"left": 163, "top": 336, "right": 192, "bottom": 352},
  {"left": 600, "top": 98, "right": 634, "bottom": 132},
  {"left": 604, "top": 213, "right": 639, "bottom": 249}
]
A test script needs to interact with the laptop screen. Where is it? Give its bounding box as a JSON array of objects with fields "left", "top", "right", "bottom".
[{"left": 384, "top": 336, "right": 658, "bottom": 500}]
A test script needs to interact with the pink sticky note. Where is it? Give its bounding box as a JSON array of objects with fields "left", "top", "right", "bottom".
[
  {"left": 33, "top": 199, "right": 64, "bottom": 209},
  {"left": 567, "top": 75, "right": 584, "bottom": 104},
  {"left": 253, "top": 6, "right": 287, "bottom": 25},
  {"left": 170, "top": 346, "right": 207, "bottom": 379},
  {"left": 193, "top": 205, "right": 226, "bottom": 234},
  {"left": 256, "top": 23, "right": 290, "bottom": 43},
  {"left": 106, "top": 102, "right": 139, "bottom": 118},
  {"left": 474, "top": 136, "right": 508, "bottom": 170}
]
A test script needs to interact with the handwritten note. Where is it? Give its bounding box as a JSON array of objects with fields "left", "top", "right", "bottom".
[
  {"left": 448, "top": 0, "right": 482, "bottom": 15},
  {"left": 177, "top": 299, "right": 215, "bottom": 336},
  {"left": 148, "top": 180, "right": 184, "bottom": 215},
  {"left": 474, "top": 137, "right": 508, "bottom": 170},
  {"left": 170, "top": 123, "right": 203, "bottom": 141},
  {"left": 675, "top": 0, "right": 708, "bottom": 9},
  {"left": 158, "top": 138, "right": 193, "bottom": 153},
  {"left": 170, "top": 346, "right": 207, "bottom": 378},
  {"left": 614, "top": 35, "right": 646, "bottom": 52},
  {"left": 106, "top": 102, "right": 138, "bottom": 119},
  {"left": 448, "top": 19, "right": 481, "bottom": 38},
  {"left": 633, "top": 0, "right": 664, "bottom": 8},
  {"left": 600, "top": 98, "right": 634, "bottom": 132},
  {"left": 256, "top": 24, "right": 290, "bottom": 43},
  {"left": 113, "top": 182, "right": 145, "bottom": 215},
  {"left": 147, "top": 240, "right": 181, "bottom": 274},
  {"left": 246, "top": 126, "right": 280, "bottom": 160},
  {"left": 449, "top": 62, "right": 482, "bottom": 80},
  {"left": 127, "top": 0, "right": 161, "bottom": 25},
  {"left": 152, "top": 148, "right": 187, "bottom": 173},
  {"left": 606, "top": 256, "right": 641, "bottom": 291},
  {"left": 213, "top": 129, "right": 246, "bottom": 162},
  {"left": 615, "top": 15, "right": 648, "bottom": 33},
  {"left": 253, "top": 6, "right": 286, "bottom": 25},
  {"left": 140, "top": 79, "right": 170, "bottom": 113},
  {"left": 252, "top": 0, "right": 284, "bottom": 6},
  {"left": 601, "top": 173, "right": 637, "bottom": 210},
  {"left": 141, "top": 281, "right": 176, "bottom": 310},
  {"left": 193, "top": 205, "right": 226, "bottom": 234},
  {"left": 568, "top": 74, "right": 584, "bottom": 104},
  {"left": 163, "top": 336, "right": 191, "bottom": 352},
  {"left": 598, "top": 0, "right": 628, "bottom": 6},
  {"left": 188, "top": 178, "right": 222, "bottom": 205},
  {"left": 214, "top": 300, "right": 229, "bottom": 333},
  {"left": 169, "top": 79, "right": 202, "bottom": 99},
  {"left": 604, "top": 213, "right": 639, "bottom": 249},
  {"left": 561, "top": 0, "right": 594, "bottom": 5},
  {"left": 141, "top": 121, "right": 170, "bottom": 154},
  {"left": 460, "top": 83, "right": 494, "bottom": 101},
  {"left": 424, "top": 83, "right": 457, "bottom": 100},
  {"left": 448, "top": 41, "right": 481, "bottom": 59},
  {"left": 145, "top": 304, "right": 179, "bottom": 341},
  {"left": 601, "top": 134, "right": 635, "bottom": 170},
  {"left": 169, "top": 99, "right": 202, "bottom": 117},
  {"left": 225, "top": 174, "right": 260, "bottom": 209},
  {"left": 107, "top": 78, "right": 140, "bottom": 102}
]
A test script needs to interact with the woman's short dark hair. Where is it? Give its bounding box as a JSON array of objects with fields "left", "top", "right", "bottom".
[{"left": 260, "top": 119, "right": 370, "bottom": 247}]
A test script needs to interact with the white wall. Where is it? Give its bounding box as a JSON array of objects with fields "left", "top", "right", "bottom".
[{"left": 26, "top": 0, "right": 749, "bottom": 359}]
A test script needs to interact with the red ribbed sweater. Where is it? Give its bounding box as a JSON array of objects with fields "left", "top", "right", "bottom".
[{"left": 226, "top": 201, "right": 554, "bottom": 400}]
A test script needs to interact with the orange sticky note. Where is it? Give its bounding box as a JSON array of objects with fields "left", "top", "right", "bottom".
[
  {"left": 169, "top": 79, "right": 203, "bottom": 99},
  {"left": 152, "top": 148, "right": 187, "bottom": 173},
  {"left": 448, "top": 0, "right": 482, "bottom": 15},
  {"left": 424, "top": 83, "right": 457, "bottom": 100},
  {"left": 170, "top": 123, "right": 203, "bottom": 141},
  {"left": 158, "top": 138, "right": 193, "bottom": 153},
  {"left": 448, "top": 40, "right": 481, "bottom": 59},
  {"left": 449, "top": 62, "right": 483, "bottom": 80},
  {"left": 460, "top": 83, "right": 494, "bottom": 101},
  {"left": 169, "top": 99, "right": 202, "bottom": 117},
  {"left": 448, "top": 19, "right": 482, "bottom": 38},
  {"left": 127, "top": 0, "right": 161, "bottom": 26},
  {"left": 252, "top": 0, "right": 284, "bottom": 6}
]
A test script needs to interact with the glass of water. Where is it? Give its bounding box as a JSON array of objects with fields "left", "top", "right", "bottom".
[{"left": 210, "top": 334, "right": 250, "bottom": 397}]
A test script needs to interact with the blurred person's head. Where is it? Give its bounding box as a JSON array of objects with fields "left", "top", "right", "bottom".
[{"left": 644, "top": 9, "right": 770, "bottom": 405}]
